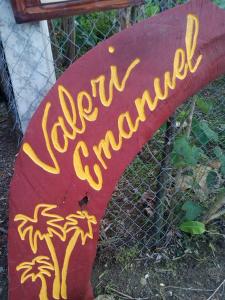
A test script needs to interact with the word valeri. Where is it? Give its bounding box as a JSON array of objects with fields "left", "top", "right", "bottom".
[{"left": 23, "top": 14, "right": 202, "bottom": 191}]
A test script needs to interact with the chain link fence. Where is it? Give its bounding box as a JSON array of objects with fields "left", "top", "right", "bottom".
[
  {"left": 48, "top": 0, "right": 183, "bottom": 77},
  {"left": 100, "top": 76, "right": 225, "bottom": 253},
  {"left": 1, "top": 0, "right": 225, "bottom": 255}
]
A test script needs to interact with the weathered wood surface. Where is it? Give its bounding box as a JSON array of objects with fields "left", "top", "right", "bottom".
[
  {"left": 8, "top": 0, "right": 225, "bottom": 299},
  {"left": 11, "top": 0, "right": 144, "bottom": 23}
]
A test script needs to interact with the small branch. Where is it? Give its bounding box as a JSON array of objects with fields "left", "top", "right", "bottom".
[
  {"left": 106, "top": 287, "right": 149, "bottom": 299},
  {"left": 165, "top": 285, "right": 214, "bottom": 292},
  {"left": 186, "top": 96, "right": 197, "bottom": 138},
  {"left": 175, "top": 96, "right": 196, "bottom": 193},
  {"left": 206, "top": 278, "right": 225, "bottom": 300}
]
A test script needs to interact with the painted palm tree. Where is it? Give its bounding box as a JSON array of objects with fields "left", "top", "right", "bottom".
[
  {"left": 16, "top": 256, "right": 54, "bottom": 300},
  {"left": 61, "top": 210, "right": 97, "bottom": 299},
  {"left": 14, "top": 204, "right": 66, "bottom": 300}
]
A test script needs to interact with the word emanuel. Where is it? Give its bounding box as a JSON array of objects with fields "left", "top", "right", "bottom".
[{"left": 23, "top": 14, "right": 202, "bottom": 191}]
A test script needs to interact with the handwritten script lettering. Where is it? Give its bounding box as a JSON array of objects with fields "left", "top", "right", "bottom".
[{"left": 23, "top": 14, "right": 202, "bottom": 191}]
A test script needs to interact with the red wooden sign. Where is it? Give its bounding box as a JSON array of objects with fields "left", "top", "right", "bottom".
[
  {"left": 11, "top": 0, "right": 144, "bottom": 23},
  {"left": 8, "top": 0, "right": 225, "bottom": 299}
]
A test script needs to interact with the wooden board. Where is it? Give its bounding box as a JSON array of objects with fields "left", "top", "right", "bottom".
[
  {"left": 11, "top": 0, "right": 144, "bottom": 23},
  {"left": 40, "top": 0, "right": 75, "bottom": 4},
  {"left": 8, "top": 0, "right": 225, "bottom": 299}
]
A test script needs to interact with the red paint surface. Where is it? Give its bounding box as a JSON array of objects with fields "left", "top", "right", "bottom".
[{"left": 8, "top": 1, "right": 225, "bottom": 299}]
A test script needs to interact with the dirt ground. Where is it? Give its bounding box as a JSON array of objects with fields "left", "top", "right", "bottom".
[
  {"left": 92, "top": 236, "right": 225, "bottom": 300},
  {"left": 0, "top": 101, "right": 18, "bottom": 299},
  {"left": 1, "top": 99, "right": 225, "bottom": 300}
]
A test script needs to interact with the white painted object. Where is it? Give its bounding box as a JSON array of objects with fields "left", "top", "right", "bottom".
[{"left": 0, "top": 0, "right": 56, "bottom": 132}]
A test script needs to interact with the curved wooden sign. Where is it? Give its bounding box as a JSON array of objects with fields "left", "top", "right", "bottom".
[{"left": 8, "top": 0, "right": 225, "bottom": 299}]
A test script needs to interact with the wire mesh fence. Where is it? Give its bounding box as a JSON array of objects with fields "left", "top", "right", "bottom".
[
  {"left": 99, "top": 76, "right": 225, "bottom": 253},
  {"left": 48, "top": 0, "right": 184, "bottom": 77},
  {"left": 1, "top": 0, "right": 225, "bottom": 256}
]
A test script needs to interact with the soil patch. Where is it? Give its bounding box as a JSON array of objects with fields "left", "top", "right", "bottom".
[
  {"left": 0, "top": 101, "right": 18, "bottom": 299},
  {"left": 92, "top": 236, "right": 225, "bottom": 299}
]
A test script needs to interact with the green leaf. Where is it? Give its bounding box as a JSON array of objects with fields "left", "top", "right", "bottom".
[
  {"left": 200, "top": 121, "right": 218, "bottom": 142},
  {"left": 177, "top": 110, "right": 189, "bottom": 122},
  {"left": 145, "top": 4, "right": 160, "bottom": 16},
  {"left": 206, "top": 171, "right": 219, "bottom": 189},
  {"left": 192, "top": 119, "right": 208, "bottom": 144},
  {"left": 171, "top": 136, "right": 203, "bottom": 168},
  {"left": 214, "top": 147, "right": 225, "bottom": 176},
  {"left": 180, "top": 221, "right": 206, "bottom": 235},
  {"left": 192, "top": 119, "right": 218, "bottom": 145},
  {"left": 214, "top": 146, "right": 223, "bottom": 159},
  {"left": 182, "top": 200, "right": 203, "bottom": 221},
  {"left": 196, "top": 97, "right": 213, "bottom": 114}
]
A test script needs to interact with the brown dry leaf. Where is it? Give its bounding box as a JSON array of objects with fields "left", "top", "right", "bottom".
[
  {"left": 140, "top": 191, "right": 155, "bottom": 217},
  {"left": 176, "top": 175, "right": 193, "bottom": 191},
  {"left": 194, "top": 165, "right": 212, "bottom": 196},
  {"left": 182, "top": 164, "right": 221, "bottom": 201},
  {"left": 208, "top": 160, "right": 221, "bottom": 169},
  {"left": 175, "top": 164, "right": 220, "bottom": 199}
]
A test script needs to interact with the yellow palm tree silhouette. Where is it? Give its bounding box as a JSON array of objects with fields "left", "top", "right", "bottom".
[
  {"left": 16, "top": 256, "right": 54, "bottom": 300},
  {"left": 61, "top": 210, "right": 97, "bottom": 299},
  {"left": 14, "top": 204, "right": 66, "bottom": 300}
]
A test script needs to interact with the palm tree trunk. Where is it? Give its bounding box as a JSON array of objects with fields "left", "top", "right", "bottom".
[
  {"left": 45, "top": 236, "right": 61, "bottom": 300},
  {"left": 61, "top": 230, "right": 81, "bottom": 299},
  {"left": 39, "top": 276, "right": 48, "bottom": 300}
]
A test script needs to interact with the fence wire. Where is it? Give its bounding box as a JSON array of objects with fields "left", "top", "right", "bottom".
[
  {"left": 1, "top": 0, "right": 225, "bottom": 255},
  {"left": 100, "top": 76, "right": 225, "bottom": 253}
]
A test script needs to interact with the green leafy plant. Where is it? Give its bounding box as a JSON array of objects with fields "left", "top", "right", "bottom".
[
  {"left": 145, "top": 4, "right": 160, "bottom": 17},
  {"left": 180, "top": 221, "right": 206, "bottom": 235},
  {"left": 179, "top": 201, "right": 205, "bottom": 235},
  {"left": 196, "top": 97, "right": 213, "bottom": 114},
  {"left": 171, "top": 136, "right": 203, "bottom": 168},
  {"left": 181, "top": 200, "right": 203, "bottom": 221},
  {"left": 206, "top": 170, "right": 220, "bottom": 189},
  {"left": 192, "top": 119, "right": 218, "bottom": 145},
  {"left": 173, "top": 92, "right": 225, "bottom": 236}
]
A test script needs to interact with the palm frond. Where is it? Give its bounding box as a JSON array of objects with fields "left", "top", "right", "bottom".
[{"left": 16, "top": 256, "right": 54, "bottom": 284}]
